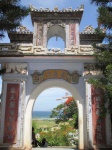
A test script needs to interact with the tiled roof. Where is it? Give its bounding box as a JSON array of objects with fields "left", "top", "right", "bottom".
[{"left": 29, "top": 5, "right": 84, "bottom": 12}]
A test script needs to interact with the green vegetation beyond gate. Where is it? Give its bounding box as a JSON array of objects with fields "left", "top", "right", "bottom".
[{"left": 32, "top": 97, "right": 78, "bottom": 147}]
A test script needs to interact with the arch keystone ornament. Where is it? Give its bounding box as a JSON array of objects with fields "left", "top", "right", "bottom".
[{"left": 31, "top": 69, "right": 81, "bottom": 84}]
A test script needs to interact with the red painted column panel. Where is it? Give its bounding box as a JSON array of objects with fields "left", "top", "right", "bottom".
[
  {"left": 3, "top": 83, "right": 20, "bottom": 144},
  {"left": 91, "top": 86, "right": 106, "bottom": 145},
  {"left": 69, "top": 24, "right": 76, "bottom": 46}
]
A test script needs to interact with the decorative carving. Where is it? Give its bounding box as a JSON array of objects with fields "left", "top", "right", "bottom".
[
  {"left": 29, "top": 4, "right": 37, "bottom": 11},
  {"left": 2, "top": 63, "right": 27, "bottom": 75},
  {"left": 54, "top": 6, "right": 58, "bottom": 11},
  {"left": 3, "top": 83, "right": 20, "bottom": 143},
  {"left": 91, "top": 86, "right": 106, "bottom": 145},
  {"left": 78, "top": 4, "right": 84, "bottom": 10},
  {"left": 0, "top": 43, "right": 97, "bottom": 55},
  {"left": 66, "top": 46, "right": 78, "bottom": 54},
  {"left": 17, "top": 26, "right": 30, "bottom": 33},
  {"left": 84, "top": 64, "right": 102, "bottom": 76},
  {"left": 83, "top": 25, "right": 95, "bottom": 34},
  {"left": 37, "top": 24, "right": 43, "bottom": 46},
  {"left": 44, "top": 8, "right": 50, "bottom": 12},
  {"left": 30, "top": 5, "right": 84, "bottom": 12},
  {"left": 18, "top": 45, "right": 32, "bottom": 53},
  {"left": 0, "top": 44, "right": 17, "bottom": 51},
  {"left": 47, "top": 22, "right": 53, "bottom": 28},
  {"left": 69, "top": 24, "right": 76, "bottom": 46},
  {"left": 31, "top": 69, "right": 81, "bottom": 84},
  {"left": 33, "top": 46, "right": 46, "bottom": 54},
  {"left": 16, "top": 44, "right": 32, "bottom": 53},
  {"left": 85, "top": 82, "right": 91, "bottom": 148},
  {"left": 79, "top": 45, "right": 94, "bottom": 54},
  {"left": 19, "top": 82, "right": 25, "bottom": 146},
  {"left": 47, "top": 20, "right": 65, "bottom": 28},
  {"left": 47, "top": 48, "right": 65, "bottom": 55},
  {"left": 2, "top": 80, "right": 26, "bottom": 146},
  {"left": 68, "top": 7, "right": 72, "bottom": 11}
]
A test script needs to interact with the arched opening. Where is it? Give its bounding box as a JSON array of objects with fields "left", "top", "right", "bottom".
[
  {"left": 47, "top": 37, "right": 65, "bottom": 51},
  {"left": 47, "top": 25, "right": 66, "bottom": 51},
  {"left": 32, "top": 87, "right": 78, "bottom": 147},
  {"left": 24, "top": 80, "right": 84, "bottom": 150}
]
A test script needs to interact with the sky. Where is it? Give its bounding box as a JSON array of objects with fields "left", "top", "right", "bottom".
[
  {"left": 0, "top": 0, "right": 98, "bottom": 111},
  {"left": 33, "top": 88, "right": 72, "bottom": 111},
  {"left": 1, "top": 0, "right": 98, "bottom": 43}
]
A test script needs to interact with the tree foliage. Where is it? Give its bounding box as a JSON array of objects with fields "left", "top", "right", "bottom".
[
  {"left": 89, "top": 0, "right": 112, "bottom": 118},
  {"left": 50, "top": 97, "right": 78, "bottom": 128},
  {"left": 0, "top": 0, "right": 30, "bottom": 39}
]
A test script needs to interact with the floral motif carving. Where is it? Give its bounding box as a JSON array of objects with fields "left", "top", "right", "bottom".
[
  {"left": 47, "top": 20, "right": 65, "bottom": 28},
  {"left": 83, "top": 25, "right": 95, "bottom": 34},
  {"left": 2, "top": 63, "right": 27, "bottom": 75},
  {"left": 17, "top": 26, "right": 30, "bottom": 33},
  {"left": 31, "top": 69, "right": 81, "bottom": 84}
]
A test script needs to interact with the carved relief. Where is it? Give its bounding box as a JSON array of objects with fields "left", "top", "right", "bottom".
[
  {"left": 31, "top": 70, "right": 40, "bottom": 84},
  {"left": 17, "top": 26, "right": 30, "bottom": 33},
  {"left": 2, "top": 63, "right": 27, "bottom": 75},
  {"left": 69, "top": 24, "right": 76, "bottom": 46},
  {"left": 47, "top": 22, "right": 53, "bottom": 28},
  {"left": 18, "top": 44, "right": 33, "bottom": 53},
  {"left": 0, "top": 43, "right": 96, "bottom": 55},
  {"left": 19, "top": 82, "right": 25, "bottom": 146},
  {"left": 83, "top": 25, "right": 95, "bottom": 34},
  {"left": 47, "top": 20, "right": 65, "bottom": 28},
  {"left": 33, "top": 46, "right": 46, "bottom": 54},
  {"left": 30, "top": 5, "right": 84, "bottom": 12},
  {"left": 79, "top": 45, "right": 94, "bottom": 54},
  {"left": 0, "top": 44, "right": 17, "bottom": 51},
  {"left": 47, "top": 48, "right": 64, "bottom": 54},
  {"left": 54, "top": 6, "right": 59, "bottom": 11},
  {"left": 66, "top": 46, "right": 79, "bottom": 54},
  {"left": 37, "top": 24, "right": 43, "bottom": 46},
  {"left": 31, "top": 69, "right": 81, "bottom": 84},
  {"left": 91, "top": 86, "right": 106, "bottom": 145},
  {"left": 3, "top": 83, "right": 20, "bottom": 143},
  {"left": 84, "top": 64, "right": 102, "bottom": 76},
  {"left": 85, "top": 82, "right": 90, "bottom": 148}
]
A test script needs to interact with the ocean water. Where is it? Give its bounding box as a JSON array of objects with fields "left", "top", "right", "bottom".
[{"left": 32, "top": 111, "right": 52, "bottom": 119}]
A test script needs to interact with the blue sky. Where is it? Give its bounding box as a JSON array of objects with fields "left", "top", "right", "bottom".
[
  {"left": 1, "top": 0, "right": 98, "bottom": 43},
  {"left": 0, "top": 0, "right": 98, "bottom": 111},
  {"left": 33, "top": 88, "right": 72, "bottom": 111},
  {"left": 21, "top": 0, "right": 98, "bottom": 31}
]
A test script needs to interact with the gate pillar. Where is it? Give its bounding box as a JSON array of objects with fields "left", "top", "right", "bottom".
[
  {"left": 0, "top": 75, "right": 27, "bottom": 150},
  {"left": 85, "top": 81, "right": 112, "bottom": 149}
]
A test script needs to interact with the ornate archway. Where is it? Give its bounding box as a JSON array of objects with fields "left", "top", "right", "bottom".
[
  {"left": 0, "top": 4, "right": 111, "bottom": 150},
  {"left": 24, "top": 79, "right": 85, "bottom": 150}
]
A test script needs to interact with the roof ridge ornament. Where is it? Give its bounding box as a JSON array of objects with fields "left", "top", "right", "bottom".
[
  {"left": 29, "top": 4, "right": 84, "bottom": 12},
  {"left": 82, "top": 25, "right": 95, "bottom": 34},
  {"left": 9, "top": 26, "right": 32, "bottom": 34},
  {"left": 54, "top": 6, "right": 59, "bottom": 11}
]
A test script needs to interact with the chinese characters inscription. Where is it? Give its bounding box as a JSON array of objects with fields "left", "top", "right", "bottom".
[{"left": 3, "top": 83, "right": 20, "bottom": 143}]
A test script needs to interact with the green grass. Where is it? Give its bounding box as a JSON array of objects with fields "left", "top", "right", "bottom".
[
  {"left": 32, "top": 119, "right": 78, "bottom": 146},
  {"left": 32, "top": 119, "right": 56, "bottom": 129}
]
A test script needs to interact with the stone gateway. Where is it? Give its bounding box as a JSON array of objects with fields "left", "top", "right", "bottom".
[{"left": 0, "top": 5, "right": 111, "bottom": 150}]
